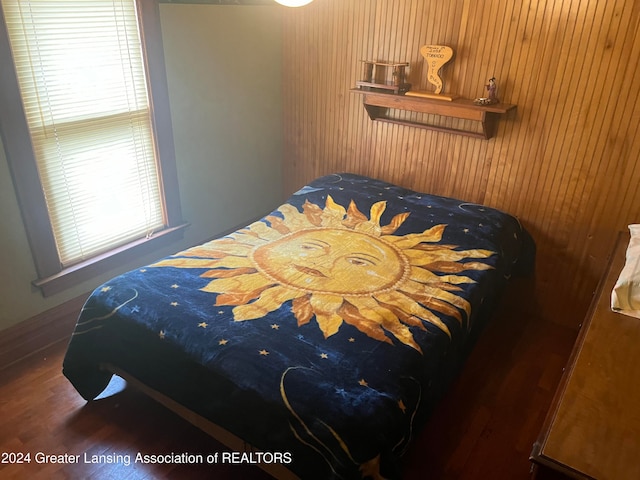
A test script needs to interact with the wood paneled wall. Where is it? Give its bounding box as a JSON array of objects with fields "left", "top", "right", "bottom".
[{"left": 281, "top": 0, "right": 640, "bottom": 329}]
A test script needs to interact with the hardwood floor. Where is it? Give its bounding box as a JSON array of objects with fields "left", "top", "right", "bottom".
[
  {"left": 0, "top": 278, "right": 577, "bottom": 480},
  {"left": 406, "top": 280, "right": 577, "bottom": 480}
]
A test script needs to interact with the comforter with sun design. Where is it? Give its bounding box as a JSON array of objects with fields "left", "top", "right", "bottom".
[{"left": 63, "top": 173, "right": 534, "bottom": 479}]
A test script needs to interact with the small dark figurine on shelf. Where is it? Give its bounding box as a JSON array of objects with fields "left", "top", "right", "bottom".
[
  {"left": 474, "top": 76, "right": 499, "bottom": 105},
  {"left": 485, "top": 77, "right": 498, "bottom": 103}
]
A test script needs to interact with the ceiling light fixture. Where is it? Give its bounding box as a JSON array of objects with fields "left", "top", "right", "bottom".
[{"left": 274, "top": 0, "right": 313, "bottom": 6}]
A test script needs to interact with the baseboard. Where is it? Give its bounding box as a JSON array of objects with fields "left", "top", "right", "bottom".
[{"left": 0, "top": 292, "right": 90, "bottom": 371}]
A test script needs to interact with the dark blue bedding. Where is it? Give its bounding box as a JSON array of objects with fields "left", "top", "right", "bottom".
[{"left": 63, "top": 173, "right": 534, "bottom": 479}]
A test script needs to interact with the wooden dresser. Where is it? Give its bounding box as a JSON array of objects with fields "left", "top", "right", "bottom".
[{"left": 530, "top": 232, "right": 640, "bottom": 479}]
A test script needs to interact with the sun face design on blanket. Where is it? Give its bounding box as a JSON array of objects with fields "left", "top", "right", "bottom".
[{"left": 152, "top": 196, "right": 494, "bottom": 352}]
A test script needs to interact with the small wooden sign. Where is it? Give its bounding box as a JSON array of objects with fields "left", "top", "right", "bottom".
[{"left": 406, "top": 45, "right": 458, "bottom": 101}]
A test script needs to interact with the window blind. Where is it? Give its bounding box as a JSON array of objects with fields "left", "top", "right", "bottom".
[{"left": 2, "top": 0, "right": 165, "bottom": 267}]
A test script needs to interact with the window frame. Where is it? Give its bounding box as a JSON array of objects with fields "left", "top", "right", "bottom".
[{"left": 0, "top": 0, "right": 186, "bottom": 297}]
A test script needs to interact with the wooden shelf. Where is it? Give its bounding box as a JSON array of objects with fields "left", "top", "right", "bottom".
[{"left": 351, "top": 89, "right": 516, "bottom": 139}]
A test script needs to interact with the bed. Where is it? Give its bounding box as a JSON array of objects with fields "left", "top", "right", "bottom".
[{"left": 63, "top": 173, "right": 535, "bottom": 479}]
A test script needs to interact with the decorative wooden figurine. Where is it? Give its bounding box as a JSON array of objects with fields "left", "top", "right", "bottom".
[{"left": 405, "top": 45, "right": 459, "bottom": 101}]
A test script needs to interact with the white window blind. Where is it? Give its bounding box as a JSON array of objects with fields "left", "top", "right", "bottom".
[{"left": 2, "top": 0, "right": 165, "bottom": 267}]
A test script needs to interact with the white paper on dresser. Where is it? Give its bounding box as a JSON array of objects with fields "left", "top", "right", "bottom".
[{"left": 611, "top": 224, "right": 640, "bottom": 319}]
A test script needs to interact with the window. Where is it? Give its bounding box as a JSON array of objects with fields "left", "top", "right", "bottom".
[{"left": 0, "top": 0, "right": 185, "bottom": 296}]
